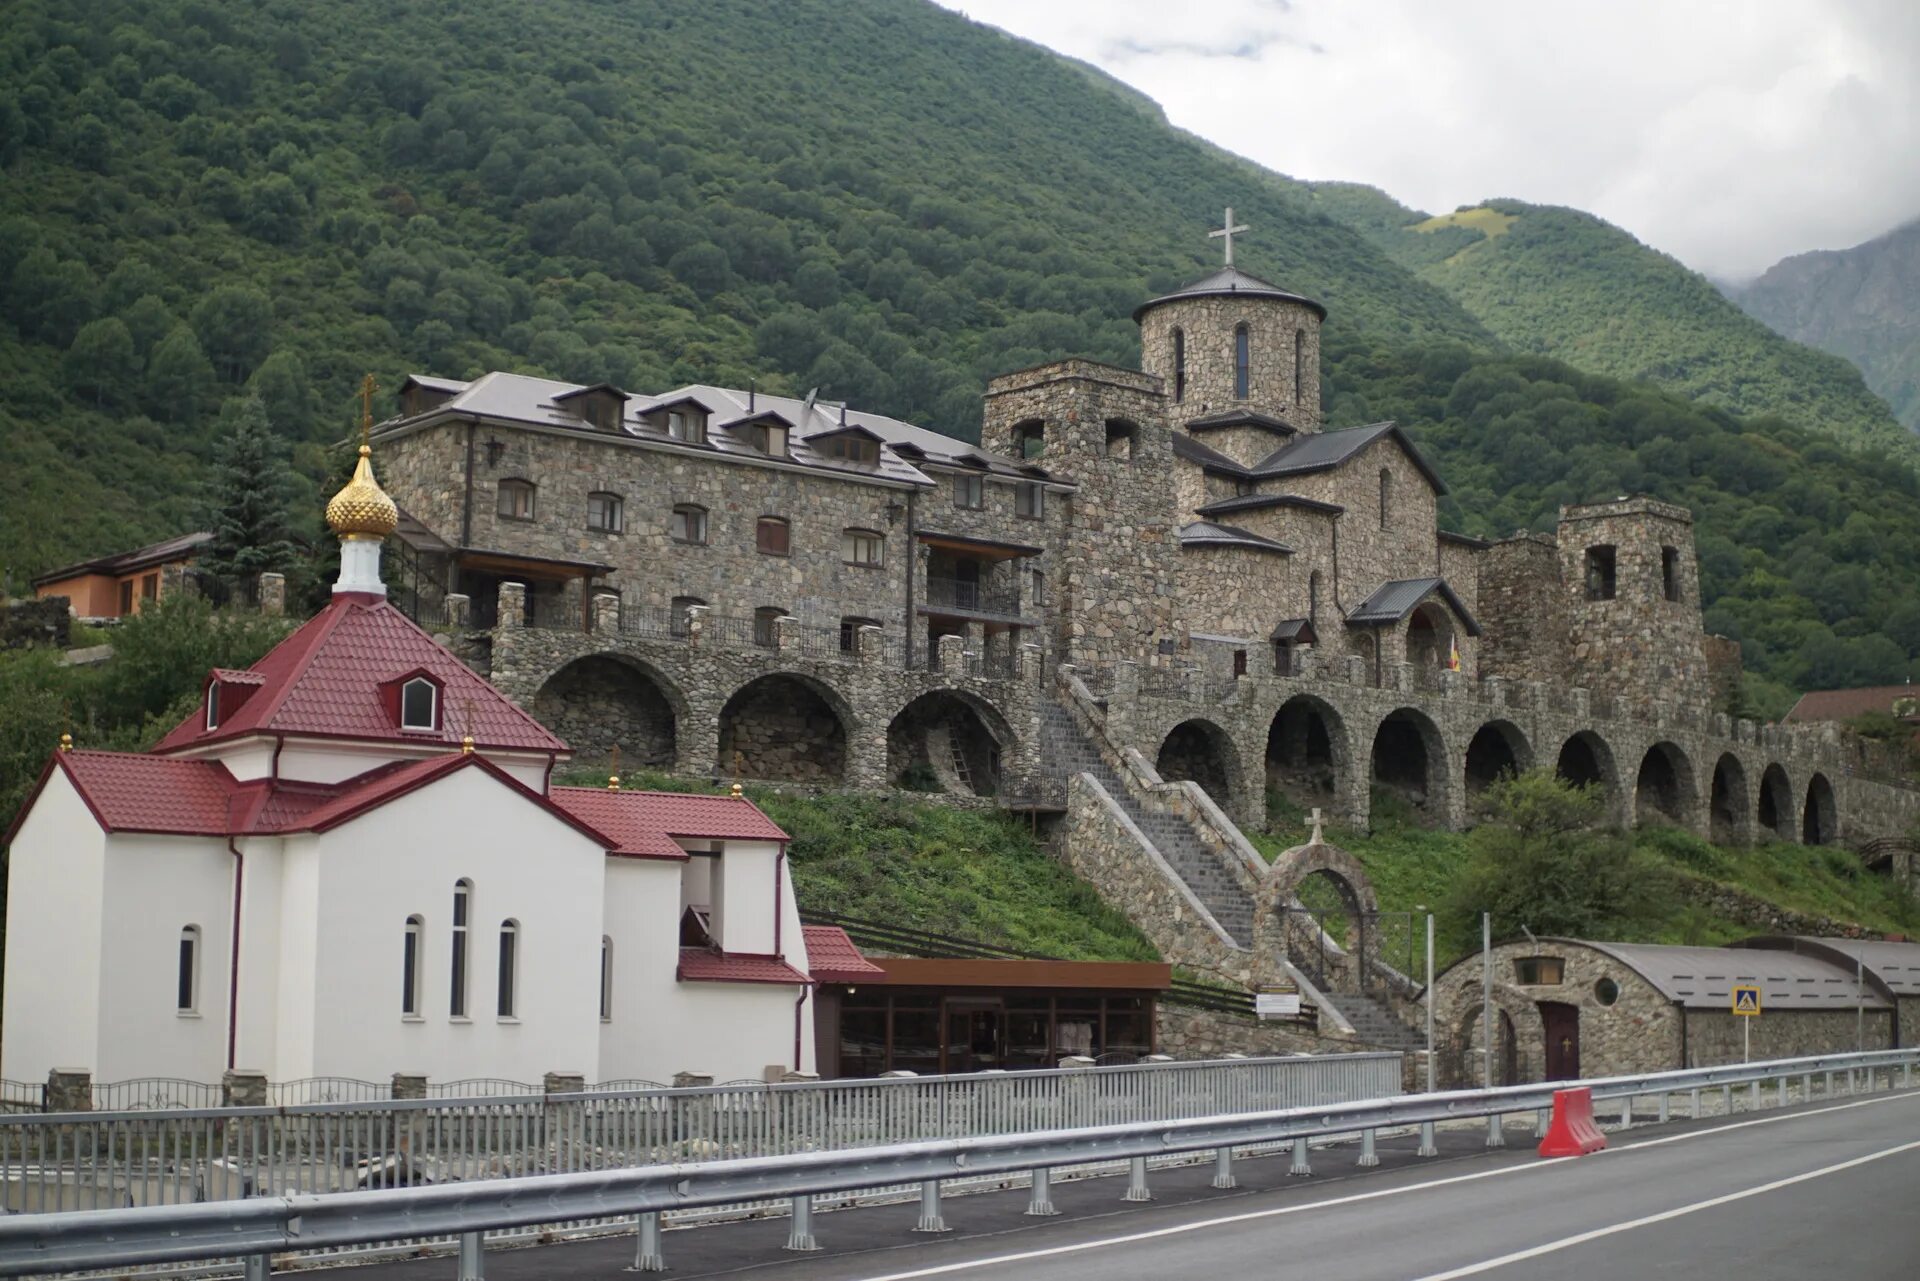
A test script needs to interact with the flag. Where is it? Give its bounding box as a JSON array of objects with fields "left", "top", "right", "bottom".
[{"left": 1448, "top": 637, "right": 1461, "bottom": 672}]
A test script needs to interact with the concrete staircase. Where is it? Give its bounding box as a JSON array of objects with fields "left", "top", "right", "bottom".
[{"left": 1041, "top": 699, "right": 1255, "bottom": 945}]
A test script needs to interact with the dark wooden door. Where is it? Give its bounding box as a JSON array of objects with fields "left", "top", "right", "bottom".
[
  {"left": 942, "top": 1002, "right": 1003, "bottom": 1073},
  {"left": 1540, "top": 1001, "right": 1581, "bottom": 1081}
]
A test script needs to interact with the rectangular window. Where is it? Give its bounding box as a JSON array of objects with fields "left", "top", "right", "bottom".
[
  {"left": 1584, "top": 545, "right": 1617, "bottom": 601},
  {"left": 1015, "top": 483, "right": 1044, "bottom": 520},
  {"left": 1661, "top": 546, "right": 1682, "bottom": 602},
  {"left": 497, "top": 923, "right": 518, "bottom": 1019},
  {"left": 750, "top": 423, "right": 788, "bottom": 456},
  {"left": 402, "top": 920, "right": 421, "bottom": 1016},
  {"left": 954, "top": 474, "right": 984, "bottom": 510},
  {"left": 450, "top": 885, "right": 469, "bottom": 1018},
  {"left": 496, "top": 481, "right": 535, "bottom": 521},
  {"left": 142, "top": 573, "right": 158, "bottom": 601},
  {"left": 826, "top": 435, "right": 879, "bottom": 465},
  {"left": 757, "top": 516, "right": 790, "bottom": 556},
  {"left": 842, "top": 529, "right": 883, "bottom": 566},
  {"left": 667, "top": 409, "right": 704, "bottom": 444},
  {"left": 118, "top": 580, "right": 134, "bottom": 614},
  {"left": 1513, "top": 956, "right": 1565, "bottom": 986},
  {"left": 177, "top": 928, "right": 199, "bottom": 1013},
  {"left": 1031, "top": 569, "right": 1046, "bottom": 607},
  {"left": 587, "top": 493, "right": 623, "bottom": 533},
  {"left": 670, "top": 505, "right": 708, "bottom": 544}
]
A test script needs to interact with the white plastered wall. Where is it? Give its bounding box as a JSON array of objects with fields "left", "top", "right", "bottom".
[{"left": 1, "top": 772, "right": 108, "bottom": 1081}]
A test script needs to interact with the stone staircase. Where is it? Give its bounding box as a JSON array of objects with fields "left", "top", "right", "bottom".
[
  {"left": 1326, "top": 991, "right": 1426, "bottom": 1052},
  {"left": 1041, "top": 699, "right": 1255, "bottom": 945}
]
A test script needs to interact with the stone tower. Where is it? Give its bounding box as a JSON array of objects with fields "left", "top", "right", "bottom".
[
  {"left": 1558, "top": 497, "right": 1712, "bottom": 710},
  {"left": 980, "top": 360, "right": 1178, "bottom": 669}
]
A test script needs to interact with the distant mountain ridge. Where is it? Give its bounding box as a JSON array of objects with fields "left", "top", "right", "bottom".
[
  {"left": 1728, "top": 219, "right": 1920, "bottom": 435},
  {"left": 1301, "top": 184, "right": 1915, "bottom": 457}
]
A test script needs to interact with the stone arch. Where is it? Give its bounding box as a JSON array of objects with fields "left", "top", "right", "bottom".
[
  {"left": 1802, "top": 772, "right": 1838, "bottom": 846},
  {"left": 530, "top": 654, "right": 685, "bottom": 768},
  {"left": 1634, "top": 740, "right": 1697, "bottom": 828},
  {"left": 1258, "top": 838, "right": 1382, "bottom": 992},
  {"left": 1265, "top": 694, "right": 1351, "bottom": 815},
  {"left": 1709, "top": 753, "right": 1750, "bottom": 845},
  {"left": 1437, "top": 982, "right": 1545, "bottom": 1088},
  {"left": 1757, "top": 763, "right": 1794, "bottom": 840},
  {"left": 1369, "top": 707, "right": 1448, "bottom": 821},
  {"left": 717, "top": 673, "right": 850, "bottom": 784},
  {"left": 1464, "top": 720, "right": 1532, "bottom": 809},
  {"left": 1155, "top": 717, "right": 1240, "bottom": 808},
  {"left": 1554, "top": 731, "right": 1616, "bottom": 796},
  {"left": 886, "top": 689, "right": 1012, "bottom": 797},
  {"left": 1405, "top": 602, "right": 1452, "bottom": 673}
]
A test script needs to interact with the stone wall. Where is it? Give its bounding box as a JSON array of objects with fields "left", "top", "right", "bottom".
[
  {"left": 1476, "top": 534, "right": 1568, "bottom": 683},
  {"left": 529, "top": 653, "right": 676, "bottom": 766},
  {"left": 1559, "top": 498, "right": 1713, "bottom": 714},
  {"left": 1138, "top": 295, "right": 1322, "bottom": 431},
  {"left": 715, "top": 676, "right": 847, "bottom": 783},
  {"left": 1154, "top": 1005, "right": 1392, "bottom": 1062},
  {"left": 1176, "top": 545, "right": 1294, "bottom": 643},
  {"left": 3, "top": 597, "right": 71, "bottom": 650},
  {"left": 1685, "top": 1008, "right": 1896, "bottom": 1067}
]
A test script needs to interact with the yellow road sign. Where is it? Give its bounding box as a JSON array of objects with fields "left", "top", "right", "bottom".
[{"left": 1732, "top": 985, "right": 1762, "bottom": 1016}]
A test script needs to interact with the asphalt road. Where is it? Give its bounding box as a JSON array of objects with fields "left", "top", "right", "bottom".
[{"left": 340, "top": 1090, "right": 1920, "bottom": 1281}]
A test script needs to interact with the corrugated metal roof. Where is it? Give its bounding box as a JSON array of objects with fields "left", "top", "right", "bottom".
[
  {"left": 1347, "top": 578, "right": 1482, "bottom": 636},
  {"left": 1580, "top": 940, "right": 1891, "bottom": 1011},
  {"left": 1729, "top": 936, "right": 1920, "bottom": 997},
  {"left": 1133, "top": 266, "right": 1327, "bottom": 322},
  {"left": 1178, "top": 521, "right": 1292, "bottom": 554}
]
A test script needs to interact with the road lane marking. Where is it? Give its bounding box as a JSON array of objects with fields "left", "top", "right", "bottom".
[
  {"left": 1408, "top": 1136, "right": 1920, "bottom": 1279},
  {"left": 838, "top": 1091, "right": 1920, "bottom": 1281}
]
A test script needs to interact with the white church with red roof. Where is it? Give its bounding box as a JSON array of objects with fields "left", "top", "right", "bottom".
[{"left": 2, "top": 427, "right": 834, "bottom": 1088}]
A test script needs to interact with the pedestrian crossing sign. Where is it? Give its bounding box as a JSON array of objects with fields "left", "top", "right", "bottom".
[{"left": 1732, "top": 985, "right": 1762, "bottom": 1016}]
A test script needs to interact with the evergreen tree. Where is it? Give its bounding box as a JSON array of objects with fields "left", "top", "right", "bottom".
[
  {"left": 143, "top": 324, "right": 216, "bottom": 421},
  {"left": 245, "top": 349, "right": 314, "bottom": 436},
  {"left": 198, "top": 396, "right": 298, "bottom": 591}
]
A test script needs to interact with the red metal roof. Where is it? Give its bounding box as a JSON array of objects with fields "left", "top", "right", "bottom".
[
  {"left": 152, "top": 595, "right": 566, "bottom": 756},
  {"left": 549, "top": 788, "right": 788, "bottom": 859},
  {"left": 46, "top": 751, "right": 240, "bottom": 837},
  {"left": 801, "top": 925, "right": 883, "bottom": 984},
  {"left": 1785, "top": 684, "right": 1920, "bottom": 723},
  {"left": 675, "top": 947, "right": 810, "bottom": 986}
]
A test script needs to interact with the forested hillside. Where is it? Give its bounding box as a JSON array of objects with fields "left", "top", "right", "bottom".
[
  {"left": 1732, "top": 219, "right": 1920, "bottom": 435},
  {"left": 1, "top": 0, "right": 1917, "bottom": 703},
  {"left": 1305, "top": 184, "right": 1914, "bottom": 458}
]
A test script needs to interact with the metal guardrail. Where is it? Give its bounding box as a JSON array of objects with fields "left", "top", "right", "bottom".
[{"left": 1, "top": 1048, "right": 1910, "bottom": 1278}]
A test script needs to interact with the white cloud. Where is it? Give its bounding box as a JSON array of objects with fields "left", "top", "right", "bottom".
[{"left": 936, "top": 0, "right": 1920, "bottom": 279}]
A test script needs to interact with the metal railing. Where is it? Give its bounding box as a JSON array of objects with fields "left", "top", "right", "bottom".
[
  {"left": 923, "top": 574, "right": 1020, "bottom": 617},
  {"left": 2, "top": 1048, "right": 1910, "bottom": 1278}
]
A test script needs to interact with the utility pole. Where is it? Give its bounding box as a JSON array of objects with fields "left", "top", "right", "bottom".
[
  {"left": 1857, "top": 950, "right": 1865, "bottom": 1051},
  {"left": 1481, "top": 912, "right": 1493, "bottom": 1091},
  {"left": 1423, "top": 908, "right": 1436, "bottom": 1093}
]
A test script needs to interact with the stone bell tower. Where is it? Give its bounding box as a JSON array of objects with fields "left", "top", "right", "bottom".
[{"left": 1136, "top": 208, "right": 1326, "bottom": 466}]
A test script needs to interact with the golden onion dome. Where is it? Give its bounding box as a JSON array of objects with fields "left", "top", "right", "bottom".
[{"left": 325, "top": 444, "right": 399, "bottom": 540}]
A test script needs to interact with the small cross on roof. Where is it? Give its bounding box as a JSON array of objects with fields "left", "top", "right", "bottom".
[{"left": 1209, "top": 206, "right": 1251, "bottom": 266}]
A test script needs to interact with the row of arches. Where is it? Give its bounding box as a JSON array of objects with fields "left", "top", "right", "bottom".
[
  {"left": 530, "top": 655, "right": 1013, "bottom": 795},
  {"left": 1152, "top": 696, "right": 1841, "bottom": 844}
]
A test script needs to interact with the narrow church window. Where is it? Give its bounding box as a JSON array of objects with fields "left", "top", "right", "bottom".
[
  {"left": 450, "top": 880, "right": 471, "bottom": 1018},
  {"left": 497, "top": 920, "right": 519, "bottom": 1019},
  {"left": 842, "top": 528, "right": 884, "bottom": 566},
  {"left": 1585, "top": 545, "right": 1617, "bottom": 601},
  {"left": 1015, "top": 482, "right": 1044, "bottom": 520},
  {"left": 954, "top": 473, "right": 984, "bottom": 510},
  {"left": 756, "top": 516, "right": 790, "bottom": 556},
  {"left": 670, "top": 504, "right": 708, "bottom": 545},
  {"left": 1379, "top": 468, "right": 1392, "bottom": 531},
  {"left": 600, "top": 937, "right": 613, "bottom": 1021},
  {"left": 401, "top": 677, "right": 437, "bottom": 731},
  {"left": 177, "top": 926, "right": 201, "bottom": 1013},
  {"left": 1294, "top": 330, "right": 1305, "bottom": 404},
  {"left": 205, "top": 684, "right": 220, "bottom": 731},
  {"left": 587, "top": 492, "right": 624, "bottom": 533},
  {"left": 1233, "top": 324, "right": 1250, "bottom": 399},
  {"left": 1172, "top": 328, "right": 1187, "bottom": 403},
  {"left": 402, "top": 916, "right": 424, "bottom": 1016},
  {"left": 1661, "top": 546, "right": 1682, "bottom": 602},
  {"left": 496, "top": 479, "right": 536, "bottom": 521}
]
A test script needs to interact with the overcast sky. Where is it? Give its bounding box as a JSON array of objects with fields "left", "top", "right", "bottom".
[{"left": 936, "top": 0, "right": 1920, "bottom": 281}]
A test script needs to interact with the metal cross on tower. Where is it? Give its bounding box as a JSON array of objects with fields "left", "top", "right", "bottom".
[{"left": 1209, "top": 207, "right": 1250, "bottom": 266}]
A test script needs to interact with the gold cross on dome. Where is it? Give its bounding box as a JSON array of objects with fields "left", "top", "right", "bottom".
[
  {"left": 359, "top": 374, "right": 378, "bottom": 446},
  {"left": 1209, "top": 207, "right": 1250, "bottom": 266}
]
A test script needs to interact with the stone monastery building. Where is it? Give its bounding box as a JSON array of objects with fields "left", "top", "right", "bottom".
[{"left": 2, "top": 436, "right": 842, "bottom": 1089}]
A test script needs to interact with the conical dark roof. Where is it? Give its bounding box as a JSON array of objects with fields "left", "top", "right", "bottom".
[{"left": 1133, "top": 266, "right": 1326, "bottom": 322}]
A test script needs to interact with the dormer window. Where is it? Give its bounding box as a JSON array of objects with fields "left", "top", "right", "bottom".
[
  {"left": 823, "top": 434, "right": 880, "bottom": 466},
  {"left": 401, "top": 677, "right": 439, "bottom": 731},
  {"left": 747, "top": 422, "right": 788, "bottom": 457},
  {"left": 668, "top": 409, "right": 704, "bottom": 444},
  {"left": 205, "top": 684, "right": 220, "bottom": 730},
  {"left": 554, "top": 384, "right": 629, "bottom": 433}
]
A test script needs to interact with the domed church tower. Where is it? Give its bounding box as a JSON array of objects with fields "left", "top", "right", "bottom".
[{"left": 1136, "top": 208, "right": 1325, "bottom": 466}]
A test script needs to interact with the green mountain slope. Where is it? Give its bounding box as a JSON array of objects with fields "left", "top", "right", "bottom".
[
  {"left": 0, "top": 0, "right": 1486, "bottom": 582},
  {"left": 1730, "top": 219, "right": 1920, "bottom": 434},
  {"left": 1304, "top": 185, "right": 1914, "bottom": 457}
]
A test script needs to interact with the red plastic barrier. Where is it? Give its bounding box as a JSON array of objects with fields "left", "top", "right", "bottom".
[{"left": 1537, "top": 1086, "right": 1608, "bottom": 1158}]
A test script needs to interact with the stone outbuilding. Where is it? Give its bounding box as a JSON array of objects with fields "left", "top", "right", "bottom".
[{"left": 1428, "top": 936, "right": 1898, "bottom": 1087}]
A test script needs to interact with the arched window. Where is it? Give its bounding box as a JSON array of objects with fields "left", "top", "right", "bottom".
[
  {"left": 599, "top": 936, "right": 613, "bottom": 1021},
  {"left": 1233, "top": 324, "right": 1250, "bottom": 399},
  {"left": 1294, "top": 330, "right": 1305, "bottom": 404},
  {"left": 496, "top": 479, "right": 536, "bottom": 521},
  {"left": 756, "top": 515, "right": 790, "bottom": 556},
  {"left": 841, "top": 528, "right": 884, "bottom": 566},
  {"left": 671, "top": 594, "right": 707, "bottom": 637},
  {"left": 496, "top": 920, "right": 519, "bottom": 1019},
  {"left": 205, "top": 684, "right": 220, "bottom": 731},
  {"left": 450, "top": 880, "right": 472, "bottom": 1018},
  {"left": 1172, "top": 328, "right": 1186, "bottom": 403},
  {"left": 400, "top": 677, "right": 438, "bottom": 731},
  {"left": 1379, "top": 468, "right": 1392, "bottom": 531},
  {"left": 402, "top": 915, "right": 424, "bottom": 1016},
  {"left": 177, "top": 925, "right": 201, "bottom": 1013},
  {"left": 670, "top": 503, "right": 708, "bottom": 545},
  {"left": 754, "top": 605, "right": 786, "bottom": 648},
  {"left": 587, "top": 491, "right": 624, "bottom": 533}
]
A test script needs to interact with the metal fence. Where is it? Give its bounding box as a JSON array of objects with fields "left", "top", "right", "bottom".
[
  {"left": 3, "top": 1048, "right": 1912, "bottom": 1279},
  {"left": 0, "top": 1053, "right": 1399, "bottom": 1225}
]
